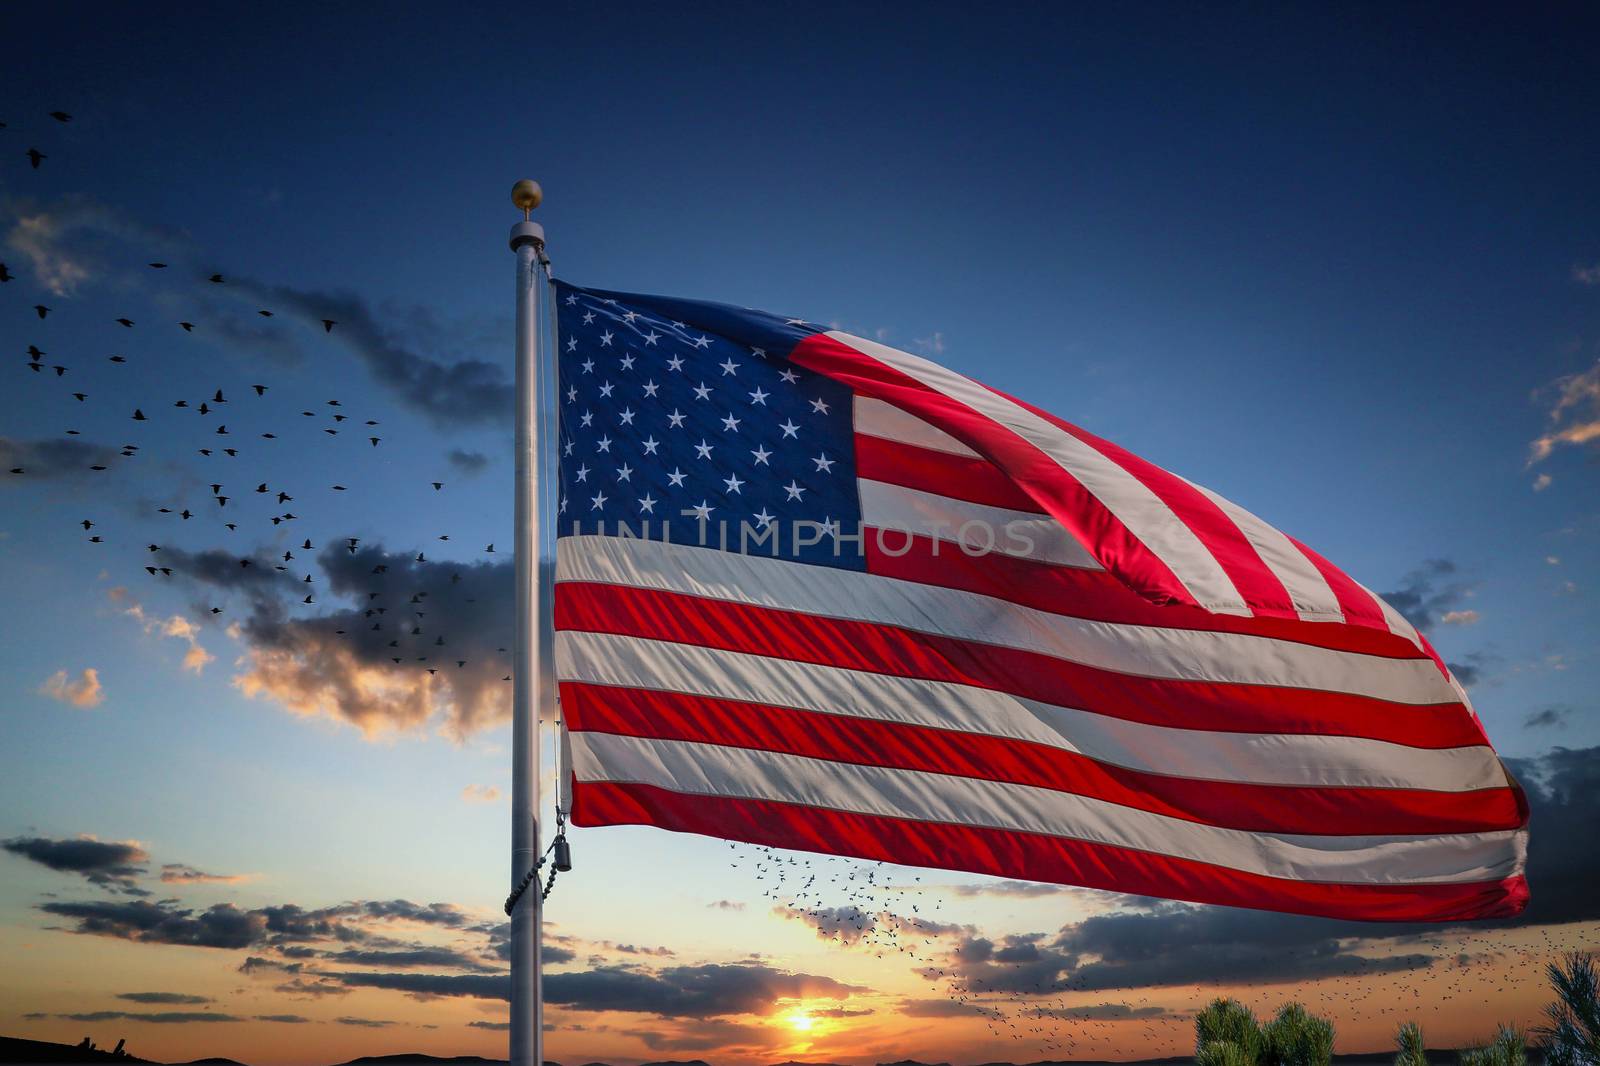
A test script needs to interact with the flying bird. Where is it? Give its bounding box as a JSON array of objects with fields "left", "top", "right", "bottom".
[
  {"left": 49, "top": 111, "right": 71, "bottom": 122},
  {"left": 27, "top": 148, "right": 45, "bottom": 169},
  {"left": 34, "top": 305, "right": 49, "bottom": 318},
  {"left": 149, "top": 262, "right": 167, "bottom": 269},
  {"left": 322, "top": 319, "right": 337, "bottom": 332},
  {"left": 258, "top": 310, "right": 273, "bottom": 317},
  {"left": 180, "top": 322, "right": 194, "bottom": 331},
  {"left": 109, "top": 355, "right": 126, "bottom": 363},
  {"left": 0, "top": 263, "right": 13, "bottom": 282},
  {"left": 132, "top": 408, "right": 146, "bottom": 421},
  {"left": 115, "top": 318, "right": 134, "bottom": 328},
  {"left": 252, "top": 384, "right": 267, "bottom": 395},
  {"left": 208, "top": 273, "right": 224, "bottom": 283}
]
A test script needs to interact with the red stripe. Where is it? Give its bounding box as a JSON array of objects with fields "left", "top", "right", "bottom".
[
  {"left": 997, "top": 387, "right": 1299, "bottom": 618},
  {"left": 1285, "top": 534, "right": 1391, "bottom": 632},
  {"left": 570, "top": 780, "right": 1528, "bottom": 922},
  {"left": 863, "top": 528, "right": 1422, "bottom": 661},
  {"left": 554, "top": 582, "right": 1490, "bottom": 750},
  {"left": 561, "top": 684, "right": 1524, "bottom": 836},
  {"left": 792, "top": 333, "right": 1200, "bottom": 610},
  {"left": 854, "top": 433, "right": 1043, "bottom": 514}
]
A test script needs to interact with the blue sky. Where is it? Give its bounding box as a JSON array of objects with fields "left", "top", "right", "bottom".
[{"left": 1, "top": 4, "right": 1598, "bottom": 1064}]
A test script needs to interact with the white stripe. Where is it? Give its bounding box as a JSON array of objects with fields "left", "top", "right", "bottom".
[
  {"left": 1183, "top": 479, "right": 1345, "bottom": 623},
  {"left": 859, "top": 478, "right": 1101, "bottom": 570},
  {"left": 853, "top": 396, "right": 980, "bottom": 457},
  {"left": 557, "top": 631, "right": 1507, "bottom": 792},
  {"left": 828, "top": 331, "right": 1249, "bottom": 614},
  {"left": 555, "top": 535, "right": 1459, "bottom": 706},
  {"left": 1353, "top": 577, "right": 1425, "bottom": 649},
  {"left": 569, "top": 732, "right": 1526, "bottom": 885}
]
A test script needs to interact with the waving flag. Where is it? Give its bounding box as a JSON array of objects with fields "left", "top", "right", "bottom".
[{"left": 551, "top": 281, "right": 1528, "bottom": 922}]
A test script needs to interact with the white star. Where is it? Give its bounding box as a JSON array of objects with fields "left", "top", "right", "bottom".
[
  {"left": 667, "top": 409, "right": 686, "bottom": 428},
  {"left": 567, "top": 336, "right": 578, "bottom": 352},
  {"left": 783, "top": 480, "right": 806, "bottom": 500},
  {"left": 590, "top": 491, "right": 608, "bottom": 510},
  {"left": 779, "top": 368, "right": 799, "bottom": 384},
  {"left": 643, "top": 331, "right": 660, "bottom": 346},
  {"left": 667, "top": 467, "right": 687, "bottom": 487},
  {"left": 747, "top": 387, "right": 769, "bottom": 405},
  {"left": 693, "top": 335, "right": 712, "bottom": 349},
  {"left": 622, "top": 310, "right": 638, "bottom": 323},
  {"left": 595, "top": 435, "right": 612, "bottom": 453},
  {"left": 565, "top": 385, "right": 577, "bottom": 402},
  {"left": 579, "top": 410, "right": 594, "bottom": 427},
  {"left": 615, "top": 463, "right": 632, "bottom": 482},
  {"left": 719, "top": 357, "right": 740, "bottom": 376},
  {"left": 750, "top": 444, "right": 772, "bottom": 465},
  {"left": 689, "top": 500, "right": 714, "bottom": 521},
  {"left": 581, "top": 358, "right": 595, "bottom": 374},
  {"left": 599, "top": 331, "right": 614, "bottom": 347},
  {"left": 692, "top": 382, "right": 713, "bottom": 401},
  {"left": 642, "top": 379, "right": 660, "bottom": 397},
  {"left": 562, "top": 440, "right": 574, "bottom": 456},
  {"left": 620, "top": 353, "right": 635, "bottom": 370},
  {"left": 564, "top": 293, "right": 578, "bottom": 306},
  {"left": 721, "top": 413, "right": 741, "bottom": 432},
  {"left": 618, "top": 407, "right": 635, "bottom": 426},
  {"left": 753, "top": 507, "right": 774, "bottom": 527},
  {"left": 723, "top": 473, "right": 745, "bottom": 494},
  {"left": 786, "top": 317, "right": 806, "bottom": 326},
  {"left": 666, "top": 355, "right": 684, "bottom": 372},
  {"left": 638, "top": 493, "right": 656, "bottom": 514},
  {"left": 779, "top": 419, "right": 800, "bottom": 438},
  {"left": 582, "top": 311, "right": 595, "bottom": 324},
  {"left": 641, "top": 436, "right": 660, "bottom": 455},
  {"left": 751, "top": 346, "right": 767, "bottom": 359},
  {"left": 575, "top": 464, "right": 590, "bottom": 483},
  {"left": 602, "top": 298, "right": 618, "bottom": 306},
  {"left": 812, "top": 453, "right": 835, "bottom": 473},
  {"left": 559, "top": 495, "right": 568, "bottom": 513},
  {"left": 810, "top": 397, "right": 830, "bottom": 415},
  {"left": 598, "top": 381, "right": 615, "bottom": 398},
  {"left": 694, "top": 439, "right": 714, "bottom": 460},
  {"left": 671, "top": 320, "right": 687, "bottom": 329}
]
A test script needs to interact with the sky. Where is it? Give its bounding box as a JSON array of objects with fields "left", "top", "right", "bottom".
[{"left": 1, "top": 3, "right": 1598, "bottom": 1065}]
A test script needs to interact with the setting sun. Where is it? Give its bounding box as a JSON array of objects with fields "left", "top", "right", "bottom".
[{"left": 785, "top": 1009, "right": 815, "bottom": 1033}]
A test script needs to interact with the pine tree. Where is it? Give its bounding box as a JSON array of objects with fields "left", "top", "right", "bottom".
[{"left": 1538, "top": 952, "right": 1600, "bottom": 1066}]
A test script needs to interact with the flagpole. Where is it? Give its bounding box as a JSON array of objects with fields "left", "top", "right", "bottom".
[{"left": 508, "top": 179, "right": 548, "bottom": 1066}]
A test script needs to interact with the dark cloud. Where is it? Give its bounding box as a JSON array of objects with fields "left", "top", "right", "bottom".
[
  {"left": 810, "top": 1006, "right": 874, "bottom": 1018},
  {"left": 706, "top": 900, "right": 745, "bottom": 912},
  {"left": 40, "top": 899, "right": 264, "bottom": 948},
  {"left": 56, "top": 1011, "right": 242, "bottom": 1024},
  {"left": 325, "top": 946, "right": 495, "bottom": 971},
  {"left": 447, "top": 449, "right": 491, "bottom": 475},
  {"left": 116, "top": 992, "right": 212, "bottom": 1005},
  {"left": 1524, "top": 706, "right": 1574, "bottom": 729},
  {"left": 255, "top": 1014, "right": 310, "bottom": 1023},
  {"left": 467, "top": 1020, "right": 510, "bottom": 1031},
  {"left": 1380, "top": 559, "right": 1476, "bottom": 631},
  {"left": 160, "top": 863, "right": 249, "bottom": 885},
  {"left": 3, "top": 835, "right": 149, "bottom": 895},
  {"left": 1503, "top": 744, "right": 1600, "bottom": 925},
  {"left": 336, "top": 1016, "right": 397, "bottom": 1028},
  {"left": 777, "top": 904, "right": 877, "bottom": 945},
  {"left": 0, "top": 438, "right": 126, "bottom": 484},
  {"left": 898, "top": 998, "right": 1001, "bottom": 1019},
  {"left": 624, "top": 1018, "right": 770, "bottom": 1052},
  {"left": 1033, "top": 1002, "right": 1171, "bottom": 1020},
  {"left": 328, "top": 971, "right": 509, "bottom": 1001},
  {"left": 225, "top": 280, "right": 511, "bottom": 427}
]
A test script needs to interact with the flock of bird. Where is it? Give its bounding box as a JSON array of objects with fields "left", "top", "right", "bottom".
[{"left": 5, "top": 107, "right": 1583, "bottom": 1062}]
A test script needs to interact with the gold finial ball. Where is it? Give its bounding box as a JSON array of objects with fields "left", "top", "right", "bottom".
[{"left": 512, "top": 179, "right": 543, "bottom": 214}]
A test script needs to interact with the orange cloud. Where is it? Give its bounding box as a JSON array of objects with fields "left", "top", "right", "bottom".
[{"left": 40, "top": 667, "right": 105, "bottom": 708}]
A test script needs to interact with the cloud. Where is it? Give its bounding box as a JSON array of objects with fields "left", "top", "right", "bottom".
[
  {"left": 447, "top": 449, "right": 491, "bottom": 475},
  {"left": 949, "top": 879, "right": 1073, "bottom": 899},
  {"left": 467, "top": 1020, "right": 510, "bottom": 1031},
  {"left": 39, "top": 668, "right": 106, "bottom": 709},
  {"left": 1529, "top": 361, "right": 1600, "bottom": 465},
  {"left": 336, "top": 1016, "right": 397, "bottom": 1028},
  {"left": 0, "top": 437, "right": 125, "bottom": 483},
  {"left": 779, "top": 904, "right": 877, "bottom": 945},
  {"left": 1439, "top": 609, "right": 1480, "bottom": 625},
  {"left": 1034, "top": 1002, "right": 1171, "bottom": 1020},
  {"left": 110, "top": 590, "right": 214, "bottom": 675},
  {"left": 3, "top": 834, "right": 147, "bottom": 893},
  {"left": 222, "top": 280, "right": 511, "bottom": 427},
  {"left": 255, "top": 1014, "right": 311, "bottom": 1023},
  {"left": 116, "top": 992, "right": 212, "bottom": 1005},
  {"left": 1534, "top": 473, "right": 1553, "bottom": 491},
  {"left": 1378, "top": 559, "right": 1476, "bottom": 631},
  {"left": 325, "top": 946, "right": 495, "bottom": 972},
  {"left": 160, "top": 863, "right": 251, "bottom": 885},
  {"left": 1523, "top": 706, "right": 1572, "bottom": 729},
  {"left": 706, "top": 900, "right": 745, "bottom": 911},
  {"left": 40, "top": 899, "right": 266, "bottom": 948},
  {"left": 624, "top": 1017, "right": 770, "bottom": 1052},
  {"left": 2, "top": 196, "right": 190, "bottom": 296},
  {"left": 461, "top": 784, "right": 502, "bottom": 804},
  {"left": 56, "top": 1011, "right": 242, "bottom": 1024},
  {"left": 327, "top": 971, "right": 508, "bottom": 1001},
  {"left": 194, "top": 544, "right": 515, "bottom": 739},
  {"left": 898, "top": 997, "right": 1001, "bottom": 1019},
  {"left": 1573, "top": 263, "right": 1600, "bottom": 285}
]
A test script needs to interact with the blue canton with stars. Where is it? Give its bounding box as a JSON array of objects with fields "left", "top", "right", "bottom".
[{"left": 554, "top": 281, "right": 865, "bottom": 571}]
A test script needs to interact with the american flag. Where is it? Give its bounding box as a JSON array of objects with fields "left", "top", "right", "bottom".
[{"left": 551, "top": 281, "right": 1528, "bottom": 922}]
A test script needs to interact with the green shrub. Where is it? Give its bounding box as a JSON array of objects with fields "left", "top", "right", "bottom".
[
  {"left": 1263, "top": 1002, "right": 1335, "bottom": 1066},
  {"left": 1197, "top": 998, "right": 1265, "bottom": 1065},
  {"left": 1395, "top": 1021, "right": 1430, "bottom": 1066},
  {"left": 1538, "top": 952, "right": 1600, "bottom": 1066},
  {"left": 1460, "top": 1025, "right": 1527, "bottom": 1066}
]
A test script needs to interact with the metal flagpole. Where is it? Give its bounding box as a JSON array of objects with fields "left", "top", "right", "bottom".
[{"left": 508, "top": 178, "right": 549, "bottom": 1066}]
